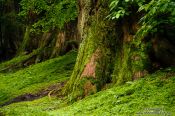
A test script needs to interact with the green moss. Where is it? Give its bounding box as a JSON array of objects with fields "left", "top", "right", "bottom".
[
  {"left": 49, "top": 71, "right": 175, "bottom": 116},
  {"left": 1, "top": 69, "right": 175, "bottom": 115},
  {"left": 0, "top": 51, "right": 77, "bottom": 105}
]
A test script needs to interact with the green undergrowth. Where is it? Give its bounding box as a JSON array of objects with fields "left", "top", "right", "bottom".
[
  {"left": 1, "top": 69, "right": 175, "bottom": 115},
  {"left": 50, "top": 70, "right": 175, "bottom": 116},
  {"left": 0, "top": 50, "right": 77, "bottom": 106}
]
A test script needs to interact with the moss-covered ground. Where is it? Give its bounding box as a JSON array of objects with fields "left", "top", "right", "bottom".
[
  {"left": 0, "top": 50, "right": 175, "bottom": 116},
  {"left": 49, "top": 70, "right": 175, "bottom": 116},
  {"left": 0, "top": 51, "right": 77, "bottom": 106},
  {"left": 1, "top": 67, "right": 175, "bottom": 115}
]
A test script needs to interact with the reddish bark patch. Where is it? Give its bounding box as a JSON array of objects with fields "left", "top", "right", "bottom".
[
  {"left": 81, "top": 54, "right": 96, "bottom": 78},
  {"left": 81, "top": 49, "right": 101, "bottom": 78},
  {"left": 80, "top": 49, "right": 101, "bottom": 96}
]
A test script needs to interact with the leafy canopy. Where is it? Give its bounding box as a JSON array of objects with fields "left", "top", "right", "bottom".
[
  {"left": 19, "top": 0, "right": 77, "bottom": 33},
  {"left": 108, "top": 0, "right": 146, "bottom": 19},
  {"left": 109, "top": 0, "right": 175, "bottom": 38}
]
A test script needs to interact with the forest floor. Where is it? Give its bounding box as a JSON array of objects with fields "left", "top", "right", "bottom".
[{"left": 0, "top": 51, "right": 175, "bottom": 116}]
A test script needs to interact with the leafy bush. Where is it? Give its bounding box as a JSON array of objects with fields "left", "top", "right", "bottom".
[
  {"left": 19, "top": 0, "right": 77, "bottom": 33},
  {"left": 109, "top": 0, "right": 175, "bottom": 38},
  {"left": 137, "top": 0, "right": 175, "bottom": 38},
  {"left": 108, "top": 0, "right": 146, "bottom": 20}
]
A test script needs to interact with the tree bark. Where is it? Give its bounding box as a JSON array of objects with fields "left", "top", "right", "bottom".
[{"left": 64, "top": 0, "right": 118, "bottom": 100}]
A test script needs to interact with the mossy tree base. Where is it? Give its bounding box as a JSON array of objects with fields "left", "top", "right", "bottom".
[{"left": 64, "top": 0, "right": 150, "bottom": 101}]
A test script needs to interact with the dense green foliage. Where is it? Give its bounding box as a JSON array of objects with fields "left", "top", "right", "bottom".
[
  {"left": 137, "top": 0, "right": 175, "bottom": 38},
  {"left": 109, "top": 0, "right": 175, "bottom": 38},
  {"left": 108, "top": 0, "right": 145, "bottom": 19},
  {"left": 19, "top": 0, "right": 77, "bottom": 33}
]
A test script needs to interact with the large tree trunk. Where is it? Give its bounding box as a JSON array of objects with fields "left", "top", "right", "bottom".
[
  {"left": 64, "top": 0, "right": 150, "bottom": 101},
  {"left": 64, "top": 0, "right": 118, "bottom": 100}
]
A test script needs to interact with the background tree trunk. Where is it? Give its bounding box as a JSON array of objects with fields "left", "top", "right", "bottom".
[{"left": 17, "top": 25, "right": 31, "bottom": 55}]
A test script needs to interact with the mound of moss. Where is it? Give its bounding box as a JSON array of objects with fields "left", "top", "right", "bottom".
[
  {"left": 50, "top": 71, "right": 175, "bottom": 115},
  {"left": 0, "top": 51, "right": 77, "bottom": 106}
]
